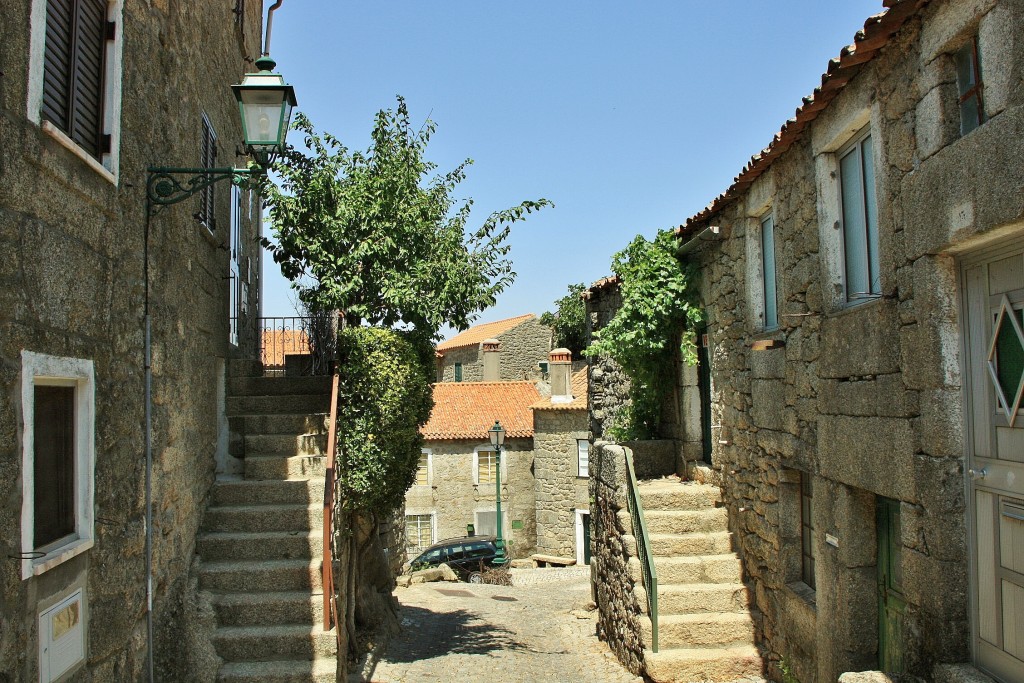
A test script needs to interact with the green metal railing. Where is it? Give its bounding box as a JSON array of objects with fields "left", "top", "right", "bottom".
[{"left": 624, "top": 447, "right": 658, "bottom": 652}]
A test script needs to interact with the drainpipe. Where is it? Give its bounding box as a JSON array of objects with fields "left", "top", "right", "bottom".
[
  {"left": 677, "top": 224, "right": 721, "bottom": 256},
  {"left": 144, "top": 200, "right": 154, "bottom": 683}
]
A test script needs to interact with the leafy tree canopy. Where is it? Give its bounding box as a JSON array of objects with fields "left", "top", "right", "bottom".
[
  {"left": 540, "top": 283, "right": 587, "bottom": 357},
  {"left": 260, "top": 97, "right": 551, "bottom": 338}
]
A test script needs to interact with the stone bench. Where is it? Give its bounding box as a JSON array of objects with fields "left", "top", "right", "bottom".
[{"left": 531, "top": 554, "right": 576, "bottom": 568}]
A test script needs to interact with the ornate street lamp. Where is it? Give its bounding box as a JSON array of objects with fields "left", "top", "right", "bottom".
[
  {"left": 488, "top": 420, "right": 509, "bottom": 566},
  {"left": 232, "top": 55, "right": 297, "bottom": 167}
]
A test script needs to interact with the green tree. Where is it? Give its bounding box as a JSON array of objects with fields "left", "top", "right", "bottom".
[
  {"left": 260, "top": 97, "right": 550, "bottom": 338},
  {"left": 540, "top": 283, "right": 587, "bottom": 357},
  {"left": 586, "top": 229, "right": 702, "bottom": 440}
]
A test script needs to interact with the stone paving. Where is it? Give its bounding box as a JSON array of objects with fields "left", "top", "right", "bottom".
[{"left": 352, "top": 567, "right": 643, "bottom": 683}]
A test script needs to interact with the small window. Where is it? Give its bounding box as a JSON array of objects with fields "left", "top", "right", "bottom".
[
  {"left": 474, "top": 510, "right": 503, "bottom": 537},
  {"left": 577, "top": 439, "right": 589, "bottom": 478},
  {"left": 415, "top": 450, "right": 430, "bottom": 486},
  {"left": 454, "top": 363, "right": 463, "bottom": 382},
  {"left": 955, "top": 36, "right": 985, "bottom": 136},
  {"left": 475, "top": 450, "right": 497, "bottom": 485},
  {"left": 198, "top": 114, "right": 217, "bottom": 232},
  {"left": 761, "top": 213, "right": 779, "bottom": 329},
  {"left": 405, "top": 514, "right": 433, "bottom": 554},
  {"left": 34, "top": 385, "right": 76, "bottom": 549},
  {"left": 838, "top": 131, "right": 879, "bottom": 301},
  {"left": 800, "top": 472, "right": 816, "bottom": 590}
]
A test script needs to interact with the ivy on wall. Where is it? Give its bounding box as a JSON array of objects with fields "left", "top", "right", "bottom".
[
  {"left": 586, "top": 229, "right": 702, "bottom": 440},
  {"left": 335, "top": 327, "right": 435, "bottom": 512}
]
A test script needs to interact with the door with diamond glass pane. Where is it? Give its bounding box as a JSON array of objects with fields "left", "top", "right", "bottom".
[{"left": 963, "top": 252, "right": 1024, "bottom": 683}]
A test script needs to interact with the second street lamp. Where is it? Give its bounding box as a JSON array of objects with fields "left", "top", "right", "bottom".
[{"left": 488, "top": 420, "right": 508, "bottom": 566}]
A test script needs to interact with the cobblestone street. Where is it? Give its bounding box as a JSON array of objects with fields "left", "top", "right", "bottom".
[{"left": 352, "top": 568, "right": 643, "bottom": 683}]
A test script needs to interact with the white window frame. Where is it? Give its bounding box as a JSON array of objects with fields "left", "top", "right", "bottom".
[
  {"left": 20, "top": 351, "right": 96, "bottom": 580},
  {"left": 404, "top": 512, "right": 435, "bottom": 554},
  {"left": 27, "top": 0, "right": 126, "bottom": 183},
  {"left": 472, "top": 445, "right": 508, "bottom": 485},
  {"left": 837, "top": 128, "right": 880, "bottom": 303},
  {"left": 577, "top": 439, "right": 590, "bottom": 478},
  {"left": 414, "top": 449, "right": 432, "bottom": 488}
]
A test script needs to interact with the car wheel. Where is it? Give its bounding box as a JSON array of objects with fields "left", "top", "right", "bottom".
[{"left": 468, "top": 572, "right": 483, "bottom": 584}]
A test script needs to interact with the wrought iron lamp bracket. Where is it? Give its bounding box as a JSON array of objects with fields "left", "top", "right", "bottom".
[{"left": 146, "top": 166, "right": 259, "bottom": 216}]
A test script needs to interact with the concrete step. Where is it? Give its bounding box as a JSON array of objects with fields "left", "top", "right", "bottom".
[
  {"left": 197, "top": 531, "right": 322, "bottom": 562},
  {"left": 654, "top": 554, "right": 743, "bottom": 585},
  {"left": 212, "top": 624, "right": 337, "bottom": 663},
  {"left": 199, "top": 559, "right": 323, "bottom": 593},
  {"left": 203, "top": 504, "right": 322, "bottom": 534},
  {"left": 218, "top": 658, "right": 337, "bottom": 683},
  {"left": 642, "top": 612, "right": 755, "bottom": 649},
  {"left": 245, "top": 433, "right": 328, "bottom": 458},
  {"left": 211, "top": 479, "right": 325, "bottom": 507},
  {"left": 245, "top": 455, "right": 326, "bottom": 481},
  {"left": 649, "top": 531, "right": 733, "bottom": 557},
  {"left": 657, "top": 583, "right": 751, "bottom": 615},
  {"left": 211, "top": 591, "right": 325, "bottom": 627},
  {"left": 639, "top": 481, "right": 722, "bottom": 511},
  {"left": 228, "top": 394, "right": 331, "bottom": 416},
  {"left": 235, "top": 414, "right": 329, "bottom": 436},
  {"left": 643, "top": 645, "right": 763, "bottom": 683},
  {"left": 228, "top": 375, "right": 332, "bottom": 397},
  {"left": 645, "top": 508, "right": 730, "bottom": 535}
]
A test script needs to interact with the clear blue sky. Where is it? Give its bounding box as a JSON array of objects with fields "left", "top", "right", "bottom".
[{"left": 262, "top": 1, "right": 884, "bottom": 336}]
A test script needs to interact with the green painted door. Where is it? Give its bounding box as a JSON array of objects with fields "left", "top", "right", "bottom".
[
  {"left": 582, "top": 512, "right": 592, "bottom": 565},
  {"left": 877, "top": 497, "right": 907, "bottom": 674}
]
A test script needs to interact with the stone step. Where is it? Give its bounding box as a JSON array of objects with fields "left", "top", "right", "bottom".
[
  {"left": 200, "top": 559, "right": 323, "bottom": 593},
  {"left": 639, "top": 481, "right": 722, "bottom": 511},
  {"left": 642, "top": 612, "right": 755, "bottom": 649},
  {"left": 212, "top": 624, "right": 337, "bottom": 663},
  {"left": 227, "top": 394, "right": 331, "bottom": 416},
  {"left": 218, "top": 658, "right": 337, "bottom": 683},
  {"left": 649, "top": 531, "right": 733, "bottom": 557},
  {"left": 211, "top": 479, "right": 325, "bottom": 507},
  {"left": 235, "top": 414, "right": 330, "bottom": 436},
  {"left": 228, "top": 358, "right": 263, "bottom": 378},
  {"left": 654, "top": 554, "right": 743, "bottom": 585},
  {"left": 657, "top": 583, "right": 751, "bottom": 615},
  {"left": 211, "top": 591, "right": 325, "bottom": 627},
  {"left": 228, "top": 375, "right": 332, "bottom": 397},
  {"left": 645, "top": 508, "right": 730, "bottom": 535},
  {"left": 643, "top": 645, "right": 763, "bottom": 683},
  {"left": 204, "top": 504, "right": 322, "bottom": 534},
  {"left": 245, "top": 455, "right": 326, "bottom": 481},
  {"left": 197, "top": 531, "right": 322, "bottom": 562},
  {"left": 245, "top": 433, "right": 328, "bottom": 458}
]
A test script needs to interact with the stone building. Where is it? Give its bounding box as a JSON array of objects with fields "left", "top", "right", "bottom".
[
  {"left": 632, "top": 1, "right": 1024, "bottom": 681},
  {"left": 435, "top": 313, "right": 552, "bottom": 383},
  {"left": 0, "top": 1, "right": 264, "bottom": 680}
]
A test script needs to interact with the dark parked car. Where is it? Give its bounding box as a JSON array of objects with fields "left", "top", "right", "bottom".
[{"left": 406, "top": 536, "right": 500, "bottom": 583}]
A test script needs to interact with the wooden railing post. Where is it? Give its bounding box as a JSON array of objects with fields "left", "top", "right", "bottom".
[{"left": 323, "top": 369, "right": 340, "bottom": 631}]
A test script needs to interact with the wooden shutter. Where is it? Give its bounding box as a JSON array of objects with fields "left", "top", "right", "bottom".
[
  {"left": 33, "top": 385, "right": 76, "bottom": 549},
  {"left": 200, "top": 115, "right": 218, "bottom": 230},
  {"left": 42, "top": 0, "right": 108, "bottom": 159}
]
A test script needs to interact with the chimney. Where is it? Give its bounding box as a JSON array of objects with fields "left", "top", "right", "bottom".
[
  {"left": 482, "top": 338, "right": 500, "bottom": 381},
  {"left": 550, "top": 348, "right": 572, "bottom": 403}
]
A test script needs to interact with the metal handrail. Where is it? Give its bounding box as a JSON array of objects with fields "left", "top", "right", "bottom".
[
  {"left": 624, "top": 447, "right": 658, "bottom": 653},
  {"left": 322, "top": 369, "right": 340, "bottom": 631}
]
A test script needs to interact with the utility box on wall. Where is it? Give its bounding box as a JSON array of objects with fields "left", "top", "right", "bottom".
[{"left": 38, "top": 589, "right": 85, "bottom": 682}]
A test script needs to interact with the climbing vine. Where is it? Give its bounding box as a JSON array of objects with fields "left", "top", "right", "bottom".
[
  {"left": 334, "top": 327, "right": 435, "bottom": 512},
  {"left": 586, "top": 229, "right": 702, "bottom": 440}
]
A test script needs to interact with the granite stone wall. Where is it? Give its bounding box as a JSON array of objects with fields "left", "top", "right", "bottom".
[
  {"left": 584, "top": 285, "right": 631, "bottom": 440},
  {"left": 0, "top": 2, "right": 263, "bottom": 680},
  {"left": 437, "top": 318, "right": 552, "bottom": 383},
  {"left": 533, "top": 409, "right": 589, "bottom": 558}
]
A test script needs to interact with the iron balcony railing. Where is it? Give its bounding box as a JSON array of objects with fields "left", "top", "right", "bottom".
[
  {"left": 256, "top": 315, "right": 338, "bottom": 375},
  {"left": 624, "top": 447, "right": 659, "bottom": 653}
]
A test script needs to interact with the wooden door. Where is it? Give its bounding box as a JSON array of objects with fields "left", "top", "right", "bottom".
[
  {"left": 877, "top": 497, "right": 906, "bottom": 674},
  {"left": 963, "top": 250, "right": 1024, "bottom": 683}
]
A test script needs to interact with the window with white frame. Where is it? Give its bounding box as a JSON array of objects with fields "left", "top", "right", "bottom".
[
  {"left": 415, "top": 450, "right": 431, "bottom": 487},
  {"left": 838, "top": 130, "right": 880, "bottom": 302},
  {"left": 405, "top": 514, "right": 433, "bottom": 553},
  {"left": 475, "top": 449, "right": 497, "bottom": 484},
  {"left": 760, "top": 213, "right": 779, "bottom": 329},
  {"left": 28, "top": 0, "right": 125, "bottom": 179},
  {"left": 20, "top": 351, "right": 95, "bottom": 580},
  {"left": 577, "top": 439, "right": 589, "bottom": 478},
  {"left": 474, "top": 510, "right": 507, "bottom": 538}
]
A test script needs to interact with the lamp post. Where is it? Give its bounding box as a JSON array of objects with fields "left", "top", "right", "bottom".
[{"left": 488, "top": 420, "right": 509, "bottom": 565}]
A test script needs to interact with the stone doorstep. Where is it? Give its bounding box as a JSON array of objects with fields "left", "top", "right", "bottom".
[
  {"left": 210, "top": 478, "right": 325, "bottom": 507},
  {"left": 211, "top": 624, "right": 338, "bottom": 662},
  {"left": 199, "top": 559, "right": 324, "bottom": 593},
  {"left": 196, "top": 530, "right": 322, "bottom": 562},
  {"left": 933, "top": 664, "right": 997, "bottom": 683},
  {"left": 210, "top": 591, "right": 325, "bottom": 628},
  {"left": 641, "top": 612, "right": 755, "bottom": 649},
  {"left": 217, "top": 658, "right": 337, "bottom": 683},
  {"left": 644, "top": 508, "right": 731, "bottom": 535},
  {"left": 203, "top": 503, "right": 323, "bottom": 534},
  {"left": 244, "top": 455, "right": 326, "bottom": 481},
  {"left": 643, "top": 645, "right": 763, "bottom": 683}
]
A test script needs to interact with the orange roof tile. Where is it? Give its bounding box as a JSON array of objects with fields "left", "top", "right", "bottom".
[
  {"left": 533, "top": 366, "right": 588, "bottom": 411},
  {"left": 437, "top": 314, "right": 536, "bottom": 353},
  {"left": 421, "top": 381, "right": 541, "bottom": 441},
  {"left": 678, "top": 0, "right": 926, "bottom": 238}
]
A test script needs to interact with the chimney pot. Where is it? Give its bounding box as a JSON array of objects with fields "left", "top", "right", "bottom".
[
  {"left": 549, "top": 348, "right": 572, "bottom": 401},
  {"left": 482, "top": 338, "right": 501, "bottom": 381}
]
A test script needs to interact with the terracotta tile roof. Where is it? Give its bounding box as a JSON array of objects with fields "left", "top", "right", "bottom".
[
  {"left": 584, "top": 275, "right": 620, "bottom": 300},
  {"left": 677, "top": 0, "right": 928, "bottom": 239},
  {"left": 421, "top": 381, "right": 542, "bottom": 440},
  {"left": 436, "top": 314, "right": 536, "bottom": 353},
  {"left": 261, "top": 329, "right": 309, "bottom": 369},
  {"left": 533, "top": 366, "right": 588, "bottom": 411}
]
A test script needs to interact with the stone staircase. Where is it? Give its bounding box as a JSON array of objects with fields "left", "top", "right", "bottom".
[
  {"left": 637, "top": 480, "right": 763, "bottom": 683},
  {"left": 197, "top": 365, "right": 337, "bottom": 682}
]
